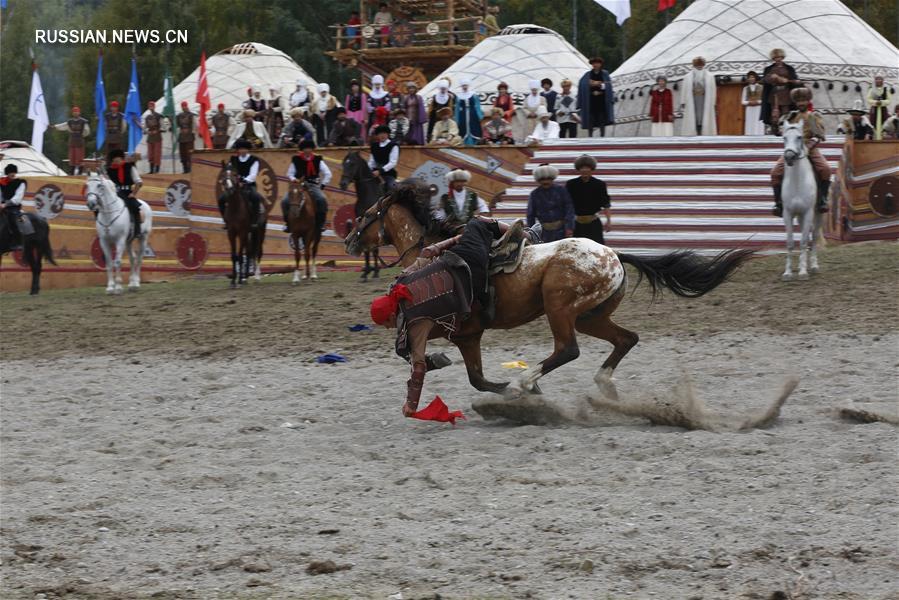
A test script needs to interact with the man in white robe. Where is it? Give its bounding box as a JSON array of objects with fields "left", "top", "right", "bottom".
[
  {"left": 227, "top": 110, "right": 274, "bottom": 149},
  {"left": 525, "top": 106, "right": 560, "bottom": 145},
  {"left": 680, "top": 57, "right": 717, "bottom": 136}
]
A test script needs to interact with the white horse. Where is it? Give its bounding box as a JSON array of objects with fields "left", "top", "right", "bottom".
[
  {"left": 780, "top": 122, "right": 822, "bottom": 281},
  {"left": 85, "top": 171, "right": 153, "bottom": 294}
]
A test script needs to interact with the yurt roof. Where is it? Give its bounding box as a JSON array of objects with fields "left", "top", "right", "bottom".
[
  {"left": 612, "top": 0, "right": 899, "bottom": 89},
  {"left": 155, "top": 42, "right": 319, "bottom": 111},
  {"left": 421, "top": 25, "right": 590, "bottom": 99},
  {"left": 0, "top": 141, "right": 66, "bottom": 177}
]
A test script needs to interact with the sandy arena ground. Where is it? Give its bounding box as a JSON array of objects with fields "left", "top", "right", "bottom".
[{"left": 1, "top": 242, "right": 897, "bottom": 599}]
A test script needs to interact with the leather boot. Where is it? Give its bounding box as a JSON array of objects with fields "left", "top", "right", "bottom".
[
  {"left": 425, "top": 352, "right": 452, "bottom": 371},
  {"left": 772, "top": 184, "right": 783, "bottom": 217},
  {"left": 403, "top": 361, "right": 427, "bottom": 417},
  {"left": 817, "top": 180, "right": 831, "bottom": 213}
]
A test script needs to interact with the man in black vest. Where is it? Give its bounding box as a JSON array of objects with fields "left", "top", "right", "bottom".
[
  {"left": 367, "top": 124, "right": 399, "bottom": 193},
  {"left": 106, "top": 149, "right": 143, "bottom": 239},
  {"left": 0, "top": 164, "right": 26, "bottom": 250},
  {"left": 53, "top": 106, "right": 91, "bottom": 175},
  {"left": 105, "top": 101, "right": 127, "bottom": 153},
  {"left": 218, "top": 139, "right": 264, "bottom": 229},
  {"left": 281, "top": 139, "right": 331, "bottom": 232}
]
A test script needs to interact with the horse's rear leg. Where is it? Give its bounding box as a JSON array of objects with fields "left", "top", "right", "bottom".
[
  {"left": 782, "top": 214, "right": 795, "bottom": 281},
  {"left": 455, "top": 333, "right": 509, "bottom": 393},
  {"left": 28, "top": 245, "right": 42, "bottom": 296},
  {"left": 519, "top": 310, "right": 580, "bottom": 394},
  {"left": 573, "top": 285, "right": 637, "bottom": 399}
]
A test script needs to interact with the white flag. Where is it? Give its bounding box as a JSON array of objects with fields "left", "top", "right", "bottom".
[
  {"left": 28, "top": 69, "right": 50, "bottom": 154},
  {"left": 593, "top": 0, "right": 631, "bottom": 26}
]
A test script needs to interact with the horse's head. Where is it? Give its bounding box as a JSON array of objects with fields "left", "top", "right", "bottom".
[
  {"left": 344, "top": 194, "right": 389, "bottom": 256},
  {"left": 85, "top": 170, "right": 114, "bottom": 212},
  {"left": 782, "top": 122, "right": 805, "bottom": 166},
  {"left": 220, "top": 160, "right": 239, "bottom": 193},
  {"left": 339, "top": 151, "right": 360, "bottom": 191}
]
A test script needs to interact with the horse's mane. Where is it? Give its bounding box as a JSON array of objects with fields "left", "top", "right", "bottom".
[{"left": 390, "top": 179, "right": 432, "bottom": 228}]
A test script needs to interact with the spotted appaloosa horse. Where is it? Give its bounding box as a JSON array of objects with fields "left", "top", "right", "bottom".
[{"left": 346, "top": 192, "right": 752, "bottom": 395}]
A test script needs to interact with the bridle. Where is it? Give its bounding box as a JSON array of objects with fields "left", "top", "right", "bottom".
[
  {"left": 351, "top": 194, "right": 424, "bottom": 268},
  {"left": 782, "top": 124, "right": 806, "bottom": 166},
  {"left": 86, "top": 176, "right": 126, "bottom": 234}
]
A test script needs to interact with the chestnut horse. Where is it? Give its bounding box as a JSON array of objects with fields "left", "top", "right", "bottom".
[
  {"left": 286, "top": 179, "right": 321, "bottom": 283},
  {"left": 345, "top": 187, "right": 751, "bottom": 394}
]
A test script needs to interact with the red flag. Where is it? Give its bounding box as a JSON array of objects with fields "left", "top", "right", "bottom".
[
  {"left": 195, "top": 51, "right": 213, "bottom": 148},
  {"left": 412, "top": 396, "right": 465, "bottom": 425},
  {"left": 658, "top": 0, "right": 675, "bottom": 10}
]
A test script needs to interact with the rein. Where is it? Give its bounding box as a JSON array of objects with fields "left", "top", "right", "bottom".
[{"left": 354, "top": 194, "right": 425, "bottom": 268}]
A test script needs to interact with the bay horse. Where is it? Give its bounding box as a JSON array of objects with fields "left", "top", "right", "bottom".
[
  {"left": 85, "top": 171, "right": 153, "bottom": 294},
  {"left": 286, "top": 179, "right": 321, "bottom": 283},
  {"left": 339, "top": 150, "right": 383, "bottom": 281},
  {"left": 345, "top": 190, "right": 752, "bottom": 395},
  {"left": 780, "top": 122, "right": 821, "bottom": 281},
  {"left": 219, "top": 162, "right": 254, "bottom": 288},
  {"left": 0, "top": 209, "right": 56, "bottom": 295}
]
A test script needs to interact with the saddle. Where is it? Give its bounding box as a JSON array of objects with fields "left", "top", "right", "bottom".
[
  {"left": 488, "top": 220, "right": 541, "bottom": 276},
  {"left": 17, "top": 213, "right": 35, "bottom": 237}
]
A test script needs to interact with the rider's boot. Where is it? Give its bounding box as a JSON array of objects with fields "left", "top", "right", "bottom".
[
  {"left": 772, "top": 184, "right": 783, "bottom": 217},
  {"left": 817, "top": 179, "right": 831, "bottom": 213},
  {"left": 131, "top": 207, "right": 142, "bottom": 238},
  {"left": 8, "top": 217, "right": 23, "bottom": 251},
  {"left": 403, "top": 361, "right": 427, "bottom": 417}
]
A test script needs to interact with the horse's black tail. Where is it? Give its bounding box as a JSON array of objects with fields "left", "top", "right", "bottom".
[{"left": 616, "top": 249, "right": 753, "bottom": 299}]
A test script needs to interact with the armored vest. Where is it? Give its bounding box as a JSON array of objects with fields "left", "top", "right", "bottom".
[
  {"left": 106, "top": 112, "right": 124, "bottom": 144},
  {"left": 176, "top": 112, "right": 195, "bottom": 143},
  {"left": 144, "top": 112, "right": 163, "bottom": 143},
  {"left": 211, "top": 112, "right": 231, "bottom": 144},
  {"left": 68, "top": 117, "right": 88, "bottom": 147}
]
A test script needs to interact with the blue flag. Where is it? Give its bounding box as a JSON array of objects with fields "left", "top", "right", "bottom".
[
  {"left": 94, "top": 52, "right": 107, "bottom": 152},
  {"left": 125, "top": 57, "right": 142, "bottom": 153}
]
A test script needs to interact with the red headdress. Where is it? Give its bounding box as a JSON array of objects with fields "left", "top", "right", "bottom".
[{"left": 370, "top": 284, "right": 413, "bottom": 325}]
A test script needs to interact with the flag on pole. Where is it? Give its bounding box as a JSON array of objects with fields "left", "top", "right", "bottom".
[
  {"left": 658, "top": 0, "right": 676, "bottom": 10},
  {"left": 593, "top": 0, "right": 631, "bottom": 26},
  {"left": 162, "top": 65, "right": 176, "bottom": 171},
  {"left": 195, "top": 51, "right": 213, "bottom": 148},
  {"left": 125, "top": 57, "right": 143, "bottom": 154},
  {"left": 28, "top": 64, "right": 50, "bottom": 153},
  {"left": 95, "top": 51, "right": 107, "bottom": 152}
]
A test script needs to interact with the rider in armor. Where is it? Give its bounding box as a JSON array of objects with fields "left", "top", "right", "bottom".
[
  {"left": 218, "top": 139, "right": 265, "bottom": 229},
  {"left": 433, "top": 169, "right": 490, "bottom": 235},
  {"left": 105, "top": 149, "right": 143, "bottom": 239},
  {"left": 770, "top": 87, "right": 831, "bottom": 216},
  {"left": 0, "top": 164, "right": 26, "bottom": 250},
  {"left": 281, "top": 139, "right": 331, "bottom": 233}
]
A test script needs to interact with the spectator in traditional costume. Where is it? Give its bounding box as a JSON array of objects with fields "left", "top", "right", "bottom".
[
  {"left": 493, "top": 81, "right": 515, "bottom": 123},
  {"left": 373, "top": 2, "right": 393, "bottom": 47},
  {"left": 104, "top": 100, "right": 126, "bottom": 153},
  {"left": 369, "top": 106, "right": 391, "bottom": 139},
  {"left": 289, "top": 78, "right": 312, "bottom": 112},
  {"left": 369, "top": 124, "right": 400, "bottom": 192},
  {"left": 555, "top": 79, "right": 579, "bottom": 138},
  {"left": 209, "top": 103, "right": 235, "bottom": 150},
  {"left": 281, "top": 139, "right": 331, "bottom": 232},
  {"left": 525, "top": 106, "right": 559, "bottom": 145},
  {"left": 540, "top": 78, "right": 558, "bottom": 119},
  {"left": 837, "top": 100, "right": 874, "bottom": 141},
  {"left": 430, "top": 107, "right": 462, "bottom": 146},
  {"left": 455, "top": 79, "right": 483, "bottom": 145},
  {"left": 433, "top": 168, "right": 490, "bottom": 235},
  {"left": 344, "top": 79, "right": 369, "bottom": 143},
  {"left": 245, "top": 86, "right": 267, "bottom": 122},
  {"left": 53, "top": 106, "right": 90, "bottom": 175},
  {"left": 403, "top": 81, "right": 427, "bottom": 145},
  {"left": 867, "top": 75, "right": 892, "bottom": 140},
  {"left": 326, "top": 107, "right": 363, "bottom": 146},
  {"left": 680, "top": 57, "right": 717, "bottom": 136},
  {"left": 368, "top": 75, "right": 392, "bottom": 130},
  {"left": 578, "top": 57, "right": 614, "bottom": 137},
  {"left": 527, "top": 163, "right": 574, "bottom": 242},
  {"left": 387, "top": 79, "right": 404, "bottom": 113},
  {"left": 389, "top": 107, "right": 412, "bottom": 144},
  {"left": 883, "top": 104, "right": 899, "bottom": 140},
  {"left": 770, "top": 87, "right": 831, "bottom": 216},
  {"left": 482, "top": 107, "right": 514, "bottom": 145},
  {"left": 141, "top": 101, "right": 165, "bottom": 173},
  {"left": 649, "top": 76, "right": 674, "bottom": 137},
  {"left": 280, "top": 107, "right": 316, "bottom": 148},
  {"left": 518, "top": 80, "right": 546, "bottom": 141},
  {"left": 427, "top": 79, "right": 455, "bottom": 141},
  {"left": 761, "top": 49, "right": 800, "bottom": 135},
  {"left": 566, "top": 154, "right": 611, "bottom": 245},
  {"left": 266, "top": 85, "right": 287, "bottom": 142},
  {"left": 227, "top": 109, "right": 272, "bottom": 149},
  {"left": 312, "top": 83, "right": 339, "bottom": 144},
  {"left": 175, "top": 101, "right": 197, "bottom": 173},
  {"left": 742, "top": 71, "right": 764, "bottom": 135}
]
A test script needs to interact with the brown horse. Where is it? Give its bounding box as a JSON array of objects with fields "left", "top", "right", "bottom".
[
  {"left": 219, "top": 162, "right": 252, "bottom": 288},
  {"left": 286, "top": 179, "right": 321, "bottom": 283},
  {"left": 345, "top": 189, "right": 751, "bottom": 395}
]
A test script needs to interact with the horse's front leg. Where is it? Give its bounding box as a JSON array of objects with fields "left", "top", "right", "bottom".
[
  {"left": 292, "top": 234, "right": 302, "bottom": 285},
  {"left": 303, "top": 233, "right": 312, "bottom": 280},
  {"left": 360, "top": 251, "right": 370, "bottom": 282},
  {"left": 99, "top": 236, "right": 116, "bottom": 294},
  {"left": 797, "top": 211, "right": 812, "bottom": 280},
  {"left": 782, "top": 214, "right": 795, "bottom": 281},
  {"left": 28, "top": 244, "right": 42, "bottom": 296},
  {"left": 113, "top": 236, "right": 126, "bottom": 294},
  {"left": 371, "top": 248, "right": 380, "bottom": 279},
  {"left": 454, "top": 332, "right": 509, "bottom": 393},
  {"left": 128, "top": 239, "right": 143, "bottom": 291}
]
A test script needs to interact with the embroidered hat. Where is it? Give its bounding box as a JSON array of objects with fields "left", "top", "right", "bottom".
[
  {"left": 574, "top": 154, "right": 597, "bottom": 170},
  {"left": 445, "top": 169, "right": 471, "bottom": 183},
  {"left": 790, "top": 87, "right": 812, "bottom": 102},
  {"left": 533, "top": 163, "right": 559, "bottom": 181}
]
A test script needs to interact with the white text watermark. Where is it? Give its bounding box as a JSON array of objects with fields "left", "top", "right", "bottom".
[{"left": 35, "top": 29, "right": 189, "bottom": 45}]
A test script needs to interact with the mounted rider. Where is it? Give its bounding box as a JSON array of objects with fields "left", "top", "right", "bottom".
[
  {"left": 370, "top": 216, "right": 532, "bottom": 417},
  {"left": 433, "top": 168, "right": 490, "bottom": 235},
  {"left": 281, "top": 139, "right": 331, "bottom": 233},
  {"left": 770, "top": 87, "right": 831, "bottom": 217},
  {"left": 218, "top": 139, "right": 265, "bottom": 229},
  {"left": 368, "top": 124, "right": 399, "bottom": 193},
  {"left": 0, "top": 164, "right": 26, "bottom": 250},
  {"left": 105, "top": 149, "right": 143, "bottom": 239}
]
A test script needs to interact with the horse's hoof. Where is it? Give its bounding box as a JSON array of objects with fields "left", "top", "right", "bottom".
[
  {"left": 810, "top": 266, "right": 820, "bottom": 274},
  {"left": 106, "top": 288, "right": 115, "bottom": 295},
  {"left": 798, "top": 272, "right": 809, "bottom": 281},
  {"left": 310, "top": 275, "right": 318, "bottom": 280},
  {"left": 781, "top": 273, "right": 795, "bottom": 282},
  {"left": 483, "top": 380, "right": 510, "bottom": 394}
]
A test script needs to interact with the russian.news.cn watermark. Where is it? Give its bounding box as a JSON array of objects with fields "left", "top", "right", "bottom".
[{"left": 35, "top": 29, "right": 189, "bottom": 44}]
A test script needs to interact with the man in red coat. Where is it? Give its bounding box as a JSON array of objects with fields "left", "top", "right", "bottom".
[{"left": 649, "top": 76, "right": 674, "bottom": 137}]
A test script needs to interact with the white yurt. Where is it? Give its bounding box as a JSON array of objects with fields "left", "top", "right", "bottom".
[
  {"left": 610, "top": 0, "right": 899, "bottom": 136},
  {"left": 0, "top": 141, "right": 67, "bottom": 177},
  {"left": 422, "top": 24, "right": 590, "bottom": 110},
  {"left": 136, "top": 42, "right": 320, "bottom": 172}
]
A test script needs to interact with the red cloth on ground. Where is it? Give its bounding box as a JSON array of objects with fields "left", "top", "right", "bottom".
[{"left": 412, "top": 396, "right": 465, "bottom": 425}]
